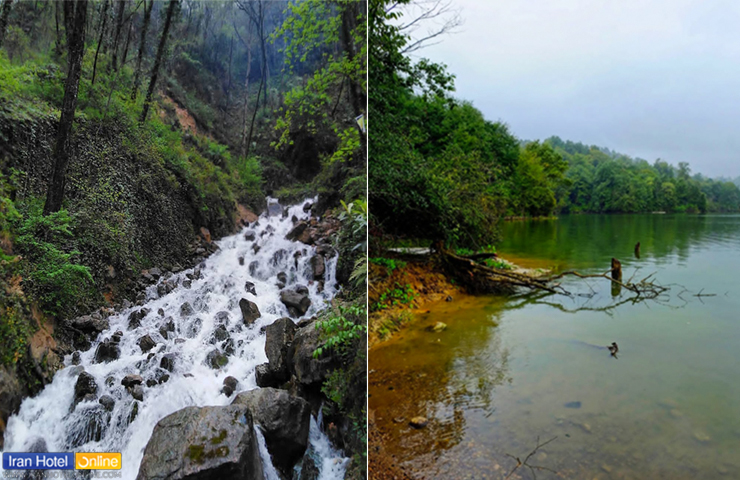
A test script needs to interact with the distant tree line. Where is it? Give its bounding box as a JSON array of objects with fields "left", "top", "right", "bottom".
[{"left": 369, "top": 0, "right": 740, "bottom": 249}]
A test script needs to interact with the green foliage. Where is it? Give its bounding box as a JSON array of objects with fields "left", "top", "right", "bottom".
[
  {"left": 369, "top": 257, "right": 406, "bottom": 274},
  {"left": 14, "top": 203, "right": 95, "bottom": 317},
  {"left": 373, "top": 282, "right": 418, "bottom": 312},
  {"left": 546, "top": 137, "right": 730, "bottom": 214},
  {"left": 314, "top": 303, "right": 367, "bottom": 359},
  {"left": 483, "top": 258, "right": 512, "bottom": 270},
  {"left": 0, "top": 297, "right": 34, "bottom": 366}
]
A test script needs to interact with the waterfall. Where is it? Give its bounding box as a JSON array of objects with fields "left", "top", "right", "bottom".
[{"left": 1, "top": 198, "right": 347, "bottom": 479}]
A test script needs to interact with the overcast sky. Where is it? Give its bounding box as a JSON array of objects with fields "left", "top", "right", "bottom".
[{"left": 405, "top": 0, "right": 740, "bottom": 178}]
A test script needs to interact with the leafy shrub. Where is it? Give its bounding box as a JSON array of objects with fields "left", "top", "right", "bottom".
[
  {"left": 14, "top": 204, "right": 95, "bottom": 317},
  {"left": 373, "top": 283, "right": 418, "bottom": 312},
  {"left": 369, "top": 257, "right": 406, "bottom": 274},
  {"left": 313, "top": 303, "right": 366, "bottom": 359}
]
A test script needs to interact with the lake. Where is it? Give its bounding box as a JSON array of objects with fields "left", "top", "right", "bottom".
[{"left": 369, "top": 214, "right": 740, "bottom": 480}]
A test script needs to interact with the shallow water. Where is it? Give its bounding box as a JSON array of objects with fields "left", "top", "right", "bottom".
[
  {"left": 1, "top": 198, "right": 348, "bottom": 480},
  {"left": 370, "top": 214, "right": 740, "bottom": 480}
]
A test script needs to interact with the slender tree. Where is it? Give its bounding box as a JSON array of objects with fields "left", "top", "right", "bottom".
[
  {"left": 110, "top": 0, "right": 126, "bottom": 70},
  {"left": 0, "top": 0, "right": 13, "bottom": 49},
  {"left": 131, "top": 0, "right": 153, "bottom": 99},
  {"left": 43, "top": 0, "right": 89, "bottom": 216},
  {"left": 90, "top": 0, "right": 110, "bottom": 85},
  {"left": 139, "top": 0, "right": 178, "bottom": 124}
]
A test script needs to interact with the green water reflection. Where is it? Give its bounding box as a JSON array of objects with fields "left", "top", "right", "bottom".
[{"left": 369, "top": 215, "right": 740, "bottom": 480}]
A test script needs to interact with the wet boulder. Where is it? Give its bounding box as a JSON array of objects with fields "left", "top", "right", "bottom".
[
  {"left": 159, "top": 319, "right": 175, "bottom": 340},
  {"left": 74, "top": 371, "right": 98, "bottom": 406},
  {"left": 248, "top": 261, "right": 259, "bottom": 277},
  {"left": 121, "top": 374, "right": 144, "bottom": 388},
  {"left": 264, "top": 317, "right": 297, "bottom": 382},
  {"left": 180, "top": 302, "right": 194, "bottom": 318},
  {"left": 291, "top": 319, "right": 336, "bottom": 386},
  {"left": 244, "top": 231, "right": 256, "bottom": 242},
  {"left": 206, "top": 349, "right": 229, "bottom": 369},
  {"left": 135, "top": 405, "right": 263, "bottom": 480},
  {"left": 286, "top": 222, "right": 308, "bottom": 241},
  {"left": 211, "top": 325, "right": 230, "bottom": 343},
  {"left": 71, "top": 351, "right": 81, "bottom": 365},
  {"left": 94, "top": 339, "right": 121, "bottom": 363},
  {"left": 310, "top": 255, "right": 325, "bottom": 280},
  {"left": 222, "top": 376, "right": 238, "bottom": 397},
  {"left": 279, "top": 288, "right": 311, "bottom": 318},
  {"left": 130, "top": 385, "right": 145, "bottom": 402},
  {"left": 70, "top": 315, "right": 109, "bottom": 334},
  {"left": 232, "top": 388, "right": 310, "bottom": 477},
  {"left": 276, "top": 272, "right": 288, "bottom": 290},
  {"left": 244, "top": 281, "right": 257, "bottom": 296},
  {"left": 99, "top": 395, "right": 116, "bottom": 412},
  {"left": 239, "top": 299, "right": 261, "bottom": 326},
  {"left": 160, "top": 353, "right": 176, "bottom": 372},
  {"left": 254, "top": 363, "right": 281, "bottom": 388},
  {"left": 213, "top": 311, "right": 229, "bottom": 325},
  {"left": 128, "top": 308, "right": 150, "bottom": 330},
  {"left": 138, "top": 335, "right": 157, "bottom": 353}
]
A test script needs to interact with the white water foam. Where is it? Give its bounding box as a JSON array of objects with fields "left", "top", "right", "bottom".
[{"left": 1, "top": 198, "right": 347, "bottom": 479}]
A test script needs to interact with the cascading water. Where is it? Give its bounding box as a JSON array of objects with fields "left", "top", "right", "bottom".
[{"left": 1, "top": 198, "right": 349, "bottom": 480}]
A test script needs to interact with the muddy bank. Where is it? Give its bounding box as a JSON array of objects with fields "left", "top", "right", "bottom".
[{"left": 368, "top": 255, "right": 461, "bottom": 347}]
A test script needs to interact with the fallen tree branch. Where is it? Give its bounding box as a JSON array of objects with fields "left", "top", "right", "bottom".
[{"left": 505, "top": 435, "right": 558, "bottom": 480}]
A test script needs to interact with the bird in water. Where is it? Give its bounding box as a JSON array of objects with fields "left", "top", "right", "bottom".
[{"left": 608, "top": 342, "right": 619, "bottom": 357}]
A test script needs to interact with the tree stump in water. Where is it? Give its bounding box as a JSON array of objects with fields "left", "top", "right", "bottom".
[
  {"left": 634, "top": 242, "right": 641, "bottom": 259},
  {"left": 611, "top": 258, "right": 622, "bottom": 281}
]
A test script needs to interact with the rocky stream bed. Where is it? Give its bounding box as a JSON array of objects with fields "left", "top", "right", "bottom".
[{"left": 1, "top": 198, "right": 348, "bottom": 480}]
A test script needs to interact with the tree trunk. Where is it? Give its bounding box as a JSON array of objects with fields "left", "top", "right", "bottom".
[
  {"left": 339, "top": 1, "right": 366, "bottom": 162},
  {"left": 120, "top": 17, "right": 132, "bottom": 66},
  {"left": 53, "top": 0, "right": 63, "bottom": 55},
  {"left": 139, "top": 0, "right": 177, "bottom": 124},
  {"left": 0, "top": 0, "right": 14, "bottom": 49},
  {"left": 43, "top": 0, "right": 88, "bottom": 216},
  {"left": 131, "top": 0, "right": 153, "bottom": 99},
  {"left": 91, "top": 0, "right": 110, "bottom": 86},
  {"left": 110, "top": 0, "right": 125, "bottom": 70},
  {"left": 240, "top": 41, "right": 251, "bottom": 157}
]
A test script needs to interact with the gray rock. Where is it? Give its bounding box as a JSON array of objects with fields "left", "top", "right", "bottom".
[
  {"left": 71, "top": 351, "right": 81, "bottom": 365},
  {"left": 130, "top": 385, "right": 144, "bottom": 402},
  {"left": 279, "top": 288, "right": 311, "bottom": 318},
  {"left": 180, "top": 302, "right": 194, "bottom": 317},
  {"left": 99, "top": 395, "right": 116, "bottom": 412},
  {"left": 160, "top": 353, "right": 176, "bottom": 372},
  {"left": 135, "top": 405, "right": 262, "bottom": 480},
  {"left": 286, "top": 222, "right": 308, "bottom": 241},
  {"left": 248, "top": 261, "right": 259, "bottom": 277},
  {"left": 70, "top": 315, "right": 109, "bottom": 334},
  {"left": 244, "top": 231, "right": 256, "bottom": 241},
  {"left": 239, "top": 299, "right": 261, "bottom": 325},
  {"left": 206, "top": 349, "right": 229, "bottom": 369},
  {"left": 292, "top": 319, "right": 335, "bottom": 386},
  {"left": 267, "top": 202, "right": 283, "bottom": 217},
  {"left": 222, "top": 376, "right": 238, "bottom": 397},
  {"left": 121, "top": 374, "right": 144, "bottom": 388},
  {"left": 254, "top": 363, "right": 280, "bottom": 388},
  {"left": 211, "top": 325, "right": 230, "bottom": 343},
  {"left": 264, "top": 317, "right": 297, "bottom": 382},
  {"left": 244, "top": 281, "right": 257, "bottom": 296},
  {"left": 232, "top": 388, "right": 310, "bottom": 476},
  {"left": 149, "top": 267, "right": 163, "bottom": 280},
  {"left": 138, "top": 335, "right": 157, "bottom": 353},
  {"left": 94, "top": 339, "right": 120, "bottom": 363},
  {"left": 74, "top": 372, "right": 98, "bottom": 406},
  {"left": 310, "top": 255, "right": 325, "bottom": 279},
  {"left": 214, "top": 311, "right": 230, "bottom": 325}
]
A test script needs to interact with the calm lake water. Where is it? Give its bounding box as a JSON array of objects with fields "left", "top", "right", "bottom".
[{"left": 369, "top": 215, "right": 740, "bottom": 480}]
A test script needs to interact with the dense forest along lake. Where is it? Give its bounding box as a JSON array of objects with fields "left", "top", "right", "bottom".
[{"left": 369, "top": 214, "right": 740, "bottom": 480}]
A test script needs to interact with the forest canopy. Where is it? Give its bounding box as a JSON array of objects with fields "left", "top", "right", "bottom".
[{"left": 368, "top": 0, "right": 740, "bottom": 249}]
